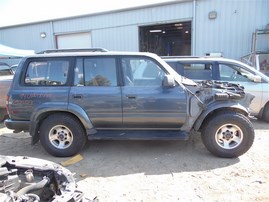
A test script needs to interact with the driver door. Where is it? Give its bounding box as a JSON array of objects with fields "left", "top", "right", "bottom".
[{"left": 121, "top": 57, "right": 187, "bottom": 129}]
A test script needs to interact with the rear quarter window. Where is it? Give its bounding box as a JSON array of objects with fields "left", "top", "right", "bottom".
[{"left": 24, "top": 59, "right": 70, "bottom": 86}]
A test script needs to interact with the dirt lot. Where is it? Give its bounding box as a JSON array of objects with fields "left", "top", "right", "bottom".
[{"left": 0, "top": 119, "right": 268, "bottom": 201}]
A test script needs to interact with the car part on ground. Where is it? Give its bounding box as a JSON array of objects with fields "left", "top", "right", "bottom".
[
  {"left": 4, "top": 49, "right": 255, "bottom": 158},
  {"left": 0, "top": 155, "right": 97, "bottom": 202}
]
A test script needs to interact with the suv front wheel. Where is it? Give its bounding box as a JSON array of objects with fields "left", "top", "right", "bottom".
[
  {"left": 201, "top": 112, "right": 254, "bottom": 158},
  {"left": 39, "top": 113, "right": 87, "bottom": 157}
]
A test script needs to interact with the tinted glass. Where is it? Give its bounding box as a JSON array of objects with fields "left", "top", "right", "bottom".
[
  {"left": 121, "top": 57, "right": 165, "bottom": 86},
  {"left": 183, "top": 63, "right": 213, "bottom": 80},
  {"left": 74, "top": 57, "right": 117, "bottom": 87},
  {"left": 25, "top": 60, "right": 70, "bottom": 85},
  {"left": 219, "top": 63, "right": 254, "bottom": 82}
]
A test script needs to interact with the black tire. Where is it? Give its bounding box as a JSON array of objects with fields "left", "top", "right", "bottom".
[
  {"left": 201, "top": 112, "right": 254, "bottom": 158},
  {"left": 39, "top": 113, "right": 87, "bottom": 157},
  {"left": 262, "top": 103, "right": 269, "bottom": 123}
]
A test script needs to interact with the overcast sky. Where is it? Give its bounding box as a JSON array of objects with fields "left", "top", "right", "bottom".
[{"left": 0, "top": 0, "right": 176, "bottom": 27}]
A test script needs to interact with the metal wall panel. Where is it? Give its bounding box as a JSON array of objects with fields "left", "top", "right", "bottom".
[
  {"left": 0, "top": 0, "right": 268, "bottom": 61},
  {"left": 50, "top": 2, "right": 193, "bottom": 52},
  {"left": 195, "top": 0, "right": 269, "bottom": 59},
  {"left": 52, "top": 2, "right": 193, "bottom": 33},
  {"left": 0, "top": 22, "right": 54, "bottom": 52},
  {"left": 92, "top": 26, "right": 138, "bottom": 51}
]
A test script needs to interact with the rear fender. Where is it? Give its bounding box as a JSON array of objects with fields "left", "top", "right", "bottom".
[{"left": 30, "top": 102, "right": 94, "bottom": 144}]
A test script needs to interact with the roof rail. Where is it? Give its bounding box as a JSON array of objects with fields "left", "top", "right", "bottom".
[
  {"left": 161, "top": 56, "right": 201, "bottom": 59},
  {"left": 37, "top": 48, "right": 108, "bottom": 54}
]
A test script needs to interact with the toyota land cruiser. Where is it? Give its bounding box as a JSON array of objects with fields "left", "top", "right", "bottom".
[{"left": 5, "top": 49, "right": 255, "bottom": 158}]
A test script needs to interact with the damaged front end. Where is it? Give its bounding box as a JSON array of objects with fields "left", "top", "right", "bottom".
[
  {"left": 0, "top": 156, "right": 96, "bottom": 202},
  {"left": 181, "top": 80, "right": 254, "bottom": 131},
  {"left": 194, "top": 80, "right": 254, "bottom": 108}
]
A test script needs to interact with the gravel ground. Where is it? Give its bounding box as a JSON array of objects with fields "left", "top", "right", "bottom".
[{"left": 0, "top": 119, "right": 268, "bottom": 201}]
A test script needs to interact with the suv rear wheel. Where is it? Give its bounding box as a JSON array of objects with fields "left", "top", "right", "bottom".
[
  {"left": 39, "top": 113, "right": 87, "bottom": 157},
  {"left": 201, "top": 112, "right": 254, "bottom": 158}
]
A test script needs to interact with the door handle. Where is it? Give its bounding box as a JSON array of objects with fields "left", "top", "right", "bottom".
[
  {"left": 126, "top": 95, "right": 136, "bottom": 99},
  {"left": 73, "top": 94, "right": 82, "bottom": 99}
]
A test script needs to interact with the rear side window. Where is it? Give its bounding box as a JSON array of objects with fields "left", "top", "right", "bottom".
[
  {"left": 74, "top": 57, "right": 117, "bottom": 86},
  {"left": 183, "top": 63, "right": 213, "bottom": 80},
  {"left": 24, "top": 60, "right": 70, "bottom": 86}
]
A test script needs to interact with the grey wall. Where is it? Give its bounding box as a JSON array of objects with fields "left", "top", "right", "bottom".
[
  {"left": 195, "top": 0, "right": 269, "bottom": 59},
  {"left": 0, "top": 22, "right": 54, "bottom": 51},
  {"left": 0, "top": 0, "right": 268, "bottom": 62}
]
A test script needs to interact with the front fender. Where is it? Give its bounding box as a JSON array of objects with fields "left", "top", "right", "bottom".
[{"left": 193, "top": 101, "right": 249, "bottom": 131}]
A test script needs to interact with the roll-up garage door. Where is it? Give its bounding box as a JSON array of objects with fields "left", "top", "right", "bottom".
[{"left": 56, "top": 32, "right": 92, "bottom": 49}]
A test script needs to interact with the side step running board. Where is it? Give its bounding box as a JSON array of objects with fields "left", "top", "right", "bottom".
[{"left": 88, "top": 130, "right": 189, "bottom": 140}]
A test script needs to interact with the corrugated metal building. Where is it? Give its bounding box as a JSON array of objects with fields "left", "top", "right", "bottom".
[{"left": 0, "top": 0, "right": 268, "bottom": 64}]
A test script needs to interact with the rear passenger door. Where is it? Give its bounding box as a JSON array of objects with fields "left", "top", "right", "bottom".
[
  {"left": 121, "top": 57, "right": 187, "bottom": 129},
  {"left": 69, "top": 57, "right": 122, "bottom": 129}
]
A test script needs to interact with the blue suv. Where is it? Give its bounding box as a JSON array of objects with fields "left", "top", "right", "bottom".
[{"left": 5, "top": 49, "right": 254, "bottom": 158}]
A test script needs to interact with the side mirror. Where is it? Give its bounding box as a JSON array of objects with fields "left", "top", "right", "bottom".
[
  {"left": 163, "top": 75, "right": 176, "bottom": 87},
  {"left": 245, "top": 74, "right": 262, "bottom": 83},
  {"left": 253, "top": 75, "right": 262, "bottom": 83}
]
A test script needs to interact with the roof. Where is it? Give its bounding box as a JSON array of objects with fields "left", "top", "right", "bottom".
[
  {"left": 25, "top": 49, "right": 161, "bottom": 60},
  {"left": 162, "top": 56, "right": 243, "bottom": 63}
]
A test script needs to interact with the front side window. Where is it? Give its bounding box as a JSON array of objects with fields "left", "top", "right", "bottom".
[
  {"left": 219, "top": 63, "right": 254, "bottom": 82},
  {"left": 74, "top": 57, "right": 117, "bottom": 86},
  {"left": 121, "top": 57, "right": 165, "bottom": 86},
  {"left": 25, "top": 60, "right": 70, "bottom": 85}
]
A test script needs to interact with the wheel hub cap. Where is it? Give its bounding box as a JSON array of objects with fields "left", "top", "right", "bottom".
[
  {"left": 58, "top": 131, "right": 65, "bottom": 141},
  {"left": 223, "top": 130, "right": 233, "bottom": 140},
  {"left": 215, "top": 124, "right": 243, "bottom": 150},
  {"left": 49, "top": 125, "right": 73, "bottom": 149}
]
